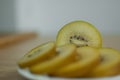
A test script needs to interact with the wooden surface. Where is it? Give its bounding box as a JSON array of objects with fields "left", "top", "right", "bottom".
[
  {"left": 0, "top": 36, "right": 120, "bottom": 80},
  {"left": 0, "top": 32, "right": 36, "bottom": 48}
]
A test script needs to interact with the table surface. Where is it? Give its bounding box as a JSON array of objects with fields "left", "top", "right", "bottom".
[{"left": 0, "top": 36, "right": 120, "bottom": 80}]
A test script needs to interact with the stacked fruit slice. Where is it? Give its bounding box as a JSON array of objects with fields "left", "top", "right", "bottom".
[
  {"left": 18, "top": 42, "right": 56, "bottom": 68},
  {"left": 30, "top": 44, "right": 77, "bottom": 74},
  {"left": 87, "top": 48, "right": 120, "bottom": 77},
  {"left": 17, "top": 20, "right": 120, "bottom": 78},
  {"left": 52, "top": 47, "right": 100, "bottom": 77},
  {"left": 56, "top": 20, "right": 102, "bottom": 48}
]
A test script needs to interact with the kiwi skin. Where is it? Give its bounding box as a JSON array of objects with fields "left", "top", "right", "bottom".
[{"left": 56, "top": 20, "right": 102, "bottom": 48}]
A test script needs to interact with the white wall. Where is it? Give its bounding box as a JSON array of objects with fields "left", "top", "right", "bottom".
[
  {"left": 0, "top": 0, "right": 16, "bottom": 34},
  {"left": 15, "top": 0, "right": 120, "bottom": 37}
]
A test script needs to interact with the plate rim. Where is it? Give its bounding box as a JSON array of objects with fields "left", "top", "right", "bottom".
[{"left": 17, "top": 67, "right": 120, "bottom": 80}]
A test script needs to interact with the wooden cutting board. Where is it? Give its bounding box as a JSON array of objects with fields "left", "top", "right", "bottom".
[{"left": 0, "top": 32, "right": 37, "bottom": 48}]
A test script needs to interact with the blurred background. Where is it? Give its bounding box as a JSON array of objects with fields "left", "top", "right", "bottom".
[
  {"left": 0, "top": 1, "right": 120, "bottom": 79},
  {"left": 0, "top": 0, "right": 120, "bottom": 37}
]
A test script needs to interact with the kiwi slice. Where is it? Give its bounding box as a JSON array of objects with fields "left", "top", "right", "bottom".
[
  {"left": 53, "top": 47, "right": 100, "bottom": 78},
  {"left": 29, "top": 44, "right": 77, "bottom": 74},
  {"left": 56, "top": 20, "right": 102, "bottom": 48},
  {"left": 18, "top": 41, "right": 56, "bottom": 68},
  {"left": 87, "top": 48, "right": 120, "bottom": 77}
]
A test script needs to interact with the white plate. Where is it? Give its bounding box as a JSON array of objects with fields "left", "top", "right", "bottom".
[{"left": 17, "top": 67, "right": 120, "bottom": 80}]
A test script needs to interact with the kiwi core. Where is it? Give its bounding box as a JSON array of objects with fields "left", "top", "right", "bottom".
[{"left": 69, "top": 35, "right": 88, "bottom": 47}]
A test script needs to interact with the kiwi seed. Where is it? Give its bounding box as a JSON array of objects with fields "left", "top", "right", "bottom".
[
  {"left": 69, "top": 35, "right": 88, "bottom": 47},
  {"left": 28, "top": 49, "right": 41, "bottom": 57},
  {"left": 70, "top": 36, "right": 73, "bottom": 39}
]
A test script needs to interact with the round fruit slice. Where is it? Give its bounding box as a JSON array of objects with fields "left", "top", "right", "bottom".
[
  {"left": 29, "top": 44, "right": 76, "bottom": 74},
  {"left": 87, "top": 48, "right": 120, "bottom": 77},
  {"left": 56, "top": 20, "right": 102, "bottom": 48},
  {"left": 53, "top": 47, "right": 100, "bottom": 78},
  {"left": 18, "top": 41, "right": 56, "bottom": 68}
]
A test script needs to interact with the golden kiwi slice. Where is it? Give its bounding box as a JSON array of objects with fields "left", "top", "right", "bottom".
[
  {"left": 56, "top": 20, "right": 102, "bottom": 48},
  {"left": 18, "top": 41, "right": 56, "bottom": 68},
  {"left": 87, "top": 48, "right": 120, "bottom": 77},
  {"left": 53, "top": 47, "right": 100, "bottom": 78},
  {"left": 29, "top": 44, "right": 77, "bottom": 74}
]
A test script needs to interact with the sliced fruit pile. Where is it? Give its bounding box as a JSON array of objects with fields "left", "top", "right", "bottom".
[{"left": 18, "top": 20, "right": 120, "bottom": 78}]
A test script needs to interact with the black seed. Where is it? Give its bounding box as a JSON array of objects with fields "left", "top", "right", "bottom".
[
  {"left": 74, "top": 35, "right": 77, "bottom": 38},
  {"left": 77, "top": 37, "right": 79, "bottom": 40},
  {"left": 81, "top": 38, "right": 85, "bottom": 40},
  {"left": 70, "top": 36, "right": 73, "bottom": 39},
  {"left": 76, "top": 45, "right": 80, "bottom": 47}
]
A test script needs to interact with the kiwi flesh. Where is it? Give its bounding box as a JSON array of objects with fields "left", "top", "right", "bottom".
[
  {"left": 87, "top": 48, "right": 120, "bottom": 77},
  {"left": 56, "top": 20, "right": 102, "bottom": 48},
  {"left": 53, "top": 47, "right": 100, "bottom": 78},
  {"left": 18, "top": 41, "right": 56, "bottom": 68},
  {"left": 29, "top": 44, "right": 77, "bottom": 74}
]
